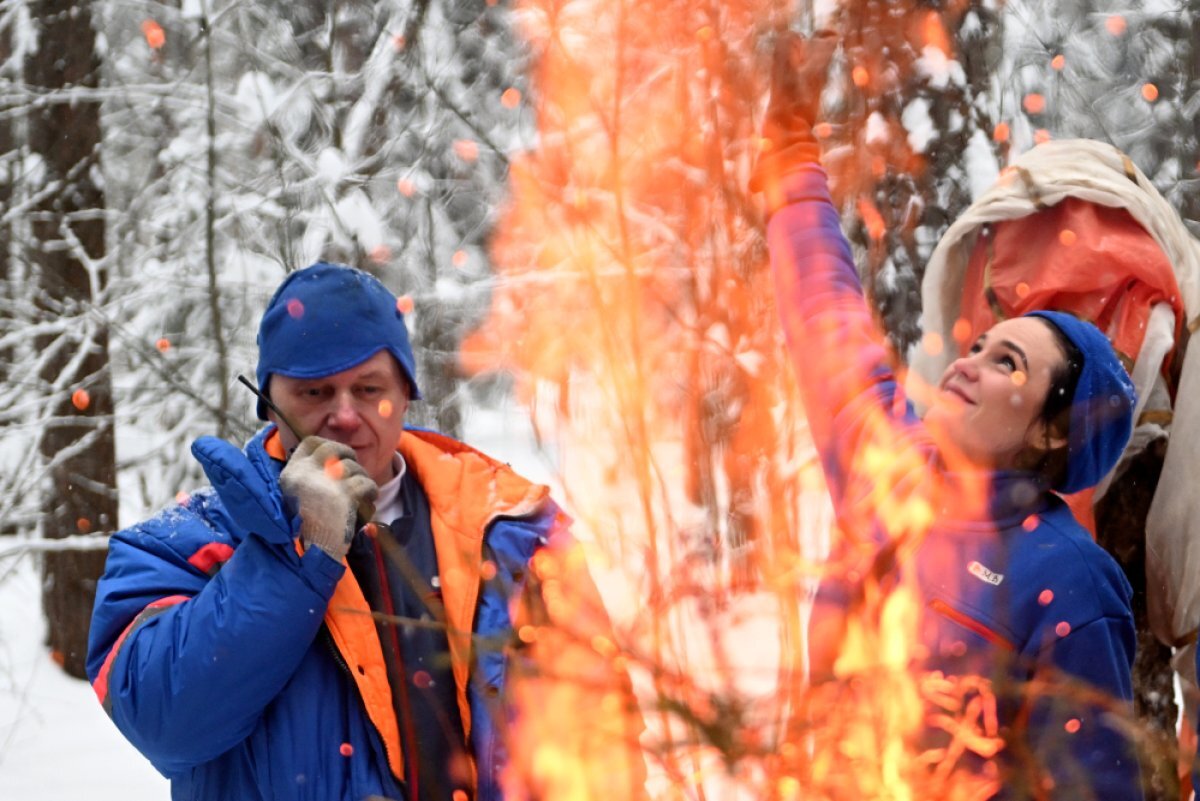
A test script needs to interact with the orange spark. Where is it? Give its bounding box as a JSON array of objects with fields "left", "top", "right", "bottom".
[
  {"left": 1055, "top": 621, "right": 1072, "bottom": 637},
  {"left": 453, "top": 139, "right": 479, "bottom": 162},
  {"left": 813, "top": 121, "right": 833, "bottom": 139},
  {"left": 992, "top": 122, "right": 1010, "bottom": 143},
  {"left": 480, "top": 559, "right": 497, "bottom": 580},
  {"left": 1050, "top": 54, "right": 1065, "bottom": 71},
  {"left": 175, "top": 490, "right": 190, "bottom": 506},
  {"left": 286, "top": 298, "right": 305, "bottom": 319},
  {"left": 952, "top": 317, "right": 973, "bottom": 344},
  {"left": 1015, "top": 281, "right": 1030, "bottom": 298},
  {"left": 501, "top": 87, "right": 522, "bottom": 109},
  {"left": 1011, "top": 370, "right": 1027, "bottom": 386},
  {"left": 339, "top": 743, "right": 354, "bottom": 757},
  {"left": 1022, "top": 514, "right": 1039, "bottom": 532},
  {"left": 921, "top": 10, "right": 951, "bottom": 55},
  {"left": 1105, "top": 15, "right": 1127, "bottom": 36},
  {"left": 852, "top": 65, "right": 870, "bottom": 88},
  {"left": 391, "top": 34, "right": 406, "bottom": 51},
  {"left": 378, "top": 398, "right": 394, "bottom": 418},
  {"left": 1064, "top": 719, "right": 1081, "bottom": 734},
  {"left": 1058, "top": 229, "right": 1077, "bottom": 246},
  {"left": 141, "top": 19, "right": 165, "bottom": 51},
  {"left": 921, "top": 331, "right": 944, "bottom": 356},
  {"left": 396, "top": 177, "right": 416, "bottom": 197},
  {"left": 695, "top": 25, "right": 715, "bottom": 43},
  {"left": 1038, "top": 589, "right": 1054, "bottom": 605},
  {"left": 71, "top": 388, "right": 90, "bottom": 411},
  {"left": 395, "top": 295, "right": 414, "bottom": 314},
  {"left": 452, "top": 249, "right": 469, "bottom": 268},
  {"left": 370, "top": 244, "right": 392, "bottom": 264},
  {"left": 1141, "top": 83, "right": 1159, "bottom": 102},
  {"left": 323, "top": 456, "right": 345, "bottom": 480},
  {"left": 155, "top": 337, "right": 171, "bottom": 353},
  {"left": 857, "top": 198, "right": 886, "bottom": 241},
  {"left": 76, "top": 517, "right": 92, "bottom": 533},
  {"left": 1022, "top": 93, "right": 1045, "bottom": 114}
]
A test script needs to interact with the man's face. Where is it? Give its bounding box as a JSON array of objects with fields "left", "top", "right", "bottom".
[{"left": 267, "top": 350, "right": 410, "bottom": 486}]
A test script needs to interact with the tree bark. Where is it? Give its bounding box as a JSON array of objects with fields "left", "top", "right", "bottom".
[{"left": 26, "top": 0, "right": 115, "bottom": 679}]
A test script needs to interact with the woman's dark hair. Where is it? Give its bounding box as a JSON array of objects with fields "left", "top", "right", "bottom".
[{"left": 1028, "top": 318, "right": 1084, "bottom": 488}]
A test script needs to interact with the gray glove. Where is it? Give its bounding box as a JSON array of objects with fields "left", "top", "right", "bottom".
[{"left": 279, "top": 436, "right": 378, "bottom": 561}]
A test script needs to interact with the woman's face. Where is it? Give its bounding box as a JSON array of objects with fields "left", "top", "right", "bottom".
[{"left": 924, "top": 316, "right": 1068, "bottom": 471}]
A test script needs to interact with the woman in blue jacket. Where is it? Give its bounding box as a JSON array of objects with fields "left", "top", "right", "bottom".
[{"left": 756, "top": 35, "right": 1142, "bottom": 800}]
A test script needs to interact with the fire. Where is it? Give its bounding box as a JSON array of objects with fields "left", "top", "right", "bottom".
[{"left": 469, "top": 3, "right": 1024, "bottom": 798}]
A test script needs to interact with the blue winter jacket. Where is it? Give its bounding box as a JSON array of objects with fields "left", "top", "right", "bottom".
[
  {"left": 768, "top": 167, "right": 1142, "bottom": 800},
  {"left": 86, "top": 426, "right": 637, "bottom": 801}
]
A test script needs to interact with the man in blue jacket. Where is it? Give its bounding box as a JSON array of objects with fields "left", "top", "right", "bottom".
[{"left": 87, "top": 263, "right": 646, "bottom": 801}]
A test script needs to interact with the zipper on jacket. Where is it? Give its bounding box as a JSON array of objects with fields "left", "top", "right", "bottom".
[{"left": 927, "top": 598, "right": 1017, "bottom": 652}]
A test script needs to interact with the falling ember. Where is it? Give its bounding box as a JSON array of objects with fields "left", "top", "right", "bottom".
[
  {"left": 921, "top": 10, "right": 951, "bottom": 55},
  {"left": 76, "top": 517, "right": 92, "bottom": 534},
  {"left": 323, "top": 456, "right": 345, "bottom": 480},
  {"left": 369, "top": 244, "right": 392, "bottom": 264},
  {"left": 413, "top": 670, "right": 433, "bottom": 688},
  {"left": 156, "top": 337, "right": 171, "bottom": 353},
  {"left": 813, "top": 121, "right": 833, "bottom": 139},
  {"left": 1010, "top": 370, "right": 1027, "bottom": 387},
  {"left": 396, "top": 177, "right": 416, "bottom": 197},
  {"left": 391, "top": 34, "right": 406, "bottom": 51},
  {"left": 518, "top": 625, "right": 539, "bottom": 643},
  {"left": 695, "top": 25, "right": 715, "bottom": 43},
  {"left": 952, "top": 317, "right": 973, "bottom": 344},
  {"left": 479, "top": 560, "right": 497, "bottom": 580},
  {"left": 857, "top": 197, "right": 886, "bottom": 241},
  {"left": 1058, "top": 229, "right": 1077, "bottom": 246},
  {"left": 1105, "top": 15, "right": 1127, "bottom": 36},
  {"left": 852, "top": 65, "right": 870, "bottom": 88},
  {"left": 1051, "top": 54, "right": 1065, "bottom": 71},
  {"left": 71, "top": 388, "right": 91, "bottom": 411},
  {"left": 921, "top": 331, "right": 944, "bottom": 356},
  {"left": 453, "top": 139, "right": 480, "bottom": 162},
  {"left": 452, "top": 249, "right": 469, "bottom": 268},
  {"left": 378, "top": 398, "right": 394, "bottom": 418},
  {"left": 395, "top": 295, "right": 414, "bottom": 314},
  {"left": 1055, "top": 621, "right": 1072, "bottom": 637},
  {"left": 1022, "top": 93, "right": 1046, "bottom": 115},
  {"left": 141, "top": 19, "right": 165, "bottom": 50},
  {"left": 1064, "top": 718, "right": 1081, "bottom": 734},
  {"left": 1023, "top": 514, "right": 1039, "bottom": 532},
  {"left": 992, "top": 122, "right": 1010, "bottom": 143},
  {"left": 1141, "top": 83, "right": 1159, "bottom": 102},
  {"left": 286, "top": 298, "right": 305, "bottom": 319},
  {"left": 1038, "top": 589, "right": 1054, "bottom": 605},
  {"left": 453, "top": 791, "right": 469, "bottom": 801},
  {"left": 1015, "top": 281, "right": 1030, "bottom": 298},
  {"left": 501, "top": 87, "right": 522, "bottom": 109},
  {"left": 339, "top": 743, "right": 354, "bottom": 757}
]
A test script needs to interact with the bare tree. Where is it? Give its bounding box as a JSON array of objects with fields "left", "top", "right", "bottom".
[{"left": 25, "top": 0, "right": 115, "bottom": 679}]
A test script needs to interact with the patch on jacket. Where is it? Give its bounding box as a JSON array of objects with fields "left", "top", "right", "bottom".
[{"left": 967, "top": 560, "right": 1004, "bottom": 586}]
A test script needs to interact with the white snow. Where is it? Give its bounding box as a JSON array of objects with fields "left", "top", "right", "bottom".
[{"left": 0, "top": 555, "right": 169, "bottom": 799}]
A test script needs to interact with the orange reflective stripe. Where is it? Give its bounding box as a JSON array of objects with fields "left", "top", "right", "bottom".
[{"left": 92, "top": 595, "right": 190, "bottom": 707}]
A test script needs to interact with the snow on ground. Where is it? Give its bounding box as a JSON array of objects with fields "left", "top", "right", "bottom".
[{"left": 0, "top": 555, "right": 169, "bottom": 799}]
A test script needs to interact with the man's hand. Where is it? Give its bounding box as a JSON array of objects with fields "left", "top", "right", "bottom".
[
  {"left": 280, "top": 436, "right": 378, "bottom": 561},
  {"left": 750, "top": 30, "right": 839, "bottom": 195}
]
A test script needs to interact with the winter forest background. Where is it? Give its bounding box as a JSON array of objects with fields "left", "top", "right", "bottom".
[{"left": 1, "top": 0, "right": 1198, "bottom": 798}]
